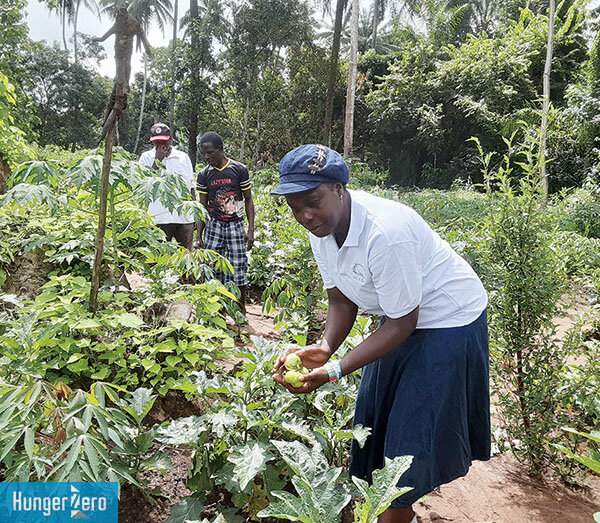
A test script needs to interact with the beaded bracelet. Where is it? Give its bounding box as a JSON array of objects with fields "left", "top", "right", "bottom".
[{"left": 323, "top": 360, "right": 343, "bottom": 382}]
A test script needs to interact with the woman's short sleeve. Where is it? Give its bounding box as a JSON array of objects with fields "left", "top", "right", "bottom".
[
  {"left": 310, "top": 236, "right": 335, "bottom": 289},
  {"left": 369, "top": 239, "right": 422, "bottom": 319}
]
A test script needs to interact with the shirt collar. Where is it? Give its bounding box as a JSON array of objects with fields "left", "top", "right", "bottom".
[
  {"left": 318, "top": 189, "right": 366, "bottom": 249},
  {"left": 341, "top": 189, "right": 366, "bottom": 248}
]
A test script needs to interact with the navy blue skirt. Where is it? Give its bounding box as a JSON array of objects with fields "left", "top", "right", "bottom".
[{"left": 349, "top": 310, "right": 491, "bottom": 508}]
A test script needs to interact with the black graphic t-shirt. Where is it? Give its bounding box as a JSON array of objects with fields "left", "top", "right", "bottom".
[{"left": 197, "top": 160, "right": 251, "bottom": 222}]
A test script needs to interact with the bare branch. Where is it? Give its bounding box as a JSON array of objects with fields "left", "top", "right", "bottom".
[{"left": 94, "top": 25, "right": 116, "bottom": 43}]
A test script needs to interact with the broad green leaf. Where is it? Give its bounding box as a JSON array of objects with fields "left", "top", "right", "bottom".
[
  {"left": 12, "top": 161, "right": 58, "bottom": 184},
  {"left": 74, "top": 318, "right": 102, "bottom": 330},
  {"left": 166, "top": 355, "right": 183, "bottom": 367},
  {"left": 257, "top": 490, "right": 313, "bottom": 523},
  {"left": 184, "top": 353, "right": 200, "bottom": 365},
  {"left": 141, "top": 451, "right": 172, "bottom": 472},
  {"left": 127, "top": 387, "right": 156, "bottom": 420},
  {"left": 334, "top": 424, "right": 371, "bottom": 448},
  {"left": 280, "top": 420, "right": 318, "bottom": 446},
  {"left": 292, "top": 468, "right": 349, "bottom": 521},
  {"left": 157, "top": 416, "right": 207, "bottom": 445},
  {"left": 135, "top": 429, "right": 156, "bottom": 454},
  {"left": 67, "top": 359, "right": 89, "bottom": 373},
  {"left": 117, "top": 313, "right": 144, "bottom": 329},
  {"left": 227, "top": 442, "right": 275, "bottom": 491},
  {"left": 206, "top": 410, "right": 238, "bottom": 439},
  {"left": 0, "top": 183, "right": 63, "bottom": 211},
  {"left": 189, "top": 371, "right": 231, "bottom": 394},
  {"left": 164, "top": 497, "right": 205, "bottom": 523},
  {"left": 352, "top": 455, "right": 414, "bottom": 522},
  {"left": 91, "top": 366, "right": 111, "bottom": 380},
  {"left": 271, "top": 440, "right": 328, "bottom": 485}
]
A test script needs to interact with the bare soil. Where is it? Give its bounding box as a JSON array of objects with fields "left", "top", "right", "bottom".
[
  {"left": 415, "top": 453, "right": 600, "bottom": 522},
  {"left": 4, "top": 248, "right": 53, "bottom": 298}
]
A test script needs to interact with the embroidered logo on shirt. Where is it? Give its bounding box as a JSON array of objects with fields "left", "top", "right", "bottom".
[
  {"left": 308, "top": 145, "right": 328, "bottom": 173},
  {"left": 351, "top": 263, "right": 366, "bottom": 284}
]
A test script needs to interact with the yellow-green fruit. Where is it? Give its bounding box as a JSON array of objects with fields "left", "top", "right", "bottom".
[
  {"left": 285, "top": 353, "right": 302, "bottom": 371},
  {"left": 300, "top": 366, "right": 310, "bottom": 375},
  {"left": 284, "top": 370, "right": 303, "bottom": 388}
]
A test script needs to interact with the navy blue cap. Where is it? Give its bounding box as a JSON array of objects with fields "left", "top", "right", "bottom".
[{"left": 271, "top": 144, "right": 349, "bottom": 195}]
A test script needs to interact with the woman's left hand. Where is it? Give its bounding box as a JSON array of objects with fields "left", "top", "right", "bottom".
[{"left": 273, "top": 366, "right": 329, "bottom": 394}]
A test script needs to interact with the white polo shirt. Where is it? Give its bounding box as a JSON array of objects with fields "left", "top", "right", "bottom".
[
  {"left": 139, "top": 147, "right": 195, "bottom": 225},
  {"left": 309, "top": 190, "right": 487, "bottom": 328}
]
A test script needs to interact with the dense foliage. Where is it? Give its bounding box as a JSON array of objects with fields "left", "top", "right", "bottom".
[{"left": 2, "top": 0, "right": 600, "bottom": 190}]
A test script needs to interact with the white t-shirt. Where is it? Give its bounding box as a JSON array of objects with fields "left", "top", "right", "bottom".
[
  {"left": 139, "top": 147, "right": 195, "bottom": 224},
  {"left": 309, "top": 190, "right": 487, "bottom": 329}
]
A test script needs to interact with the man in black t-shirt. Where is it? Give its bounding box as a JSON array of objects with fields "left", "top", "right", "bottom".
[{"left": 196, "top": 132, "right": 255, "bottom": 314}]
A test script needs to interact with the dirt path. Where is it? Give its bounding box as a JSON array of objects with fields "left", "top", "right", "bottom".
[{"left": 415, "top": 454, "right": 600, "bottom": 522}]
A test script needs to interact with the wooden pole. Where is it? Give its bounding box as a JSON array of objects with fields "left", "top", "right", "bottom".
[
  {"left": 344, "top": 0, "right": 359, "bottom": 157},
  {"left": 540, "top": 0, "right": 555, "bottom": 206},
  {"left": 89, "top": 124, "right": 116, "bottom": 314}
]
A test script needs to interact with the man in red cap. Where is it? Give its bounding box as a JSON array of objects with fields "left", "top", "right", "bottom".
[{"left": 139, "top": 123, "right": 196, "bottom": 249}]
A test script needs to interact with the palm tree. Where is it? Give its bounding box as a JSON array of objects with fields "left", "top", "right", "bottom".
[
  {"left": 42, "top": 0, "right": 74, "bottom": 51},
  {"left": 317, "top": 7, "right": 397, "bottom": 55},
  {"left": 73, "top": 0, "right": 99, "bottom": 62},
  {"left": 323, "top": 0, "right": 348, "bottom": 146},
  {"left": 370, "top": 0, "right": 386, "bottom": 49},
  {"left": 95, "top": 0, "right": 172, "bottom": 141},
  {"left": 169, "top": 0, "right": 179, "bottom": 131},
  {"left": 182, "top": 0, "right": 226, "bottom": 167},
  {"left": 89, "top": 0, "right": 172, "bottom": 313}
]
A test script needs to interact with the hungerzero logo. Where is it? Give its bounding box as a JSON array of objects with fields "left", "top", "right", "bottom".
[{"left": 12, "top": 485, "right": 107, "bottom": 519}]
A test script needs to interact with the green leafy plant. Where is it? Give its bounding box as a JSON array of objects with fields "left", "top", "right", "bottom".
[
  {"left": 0, "top": 273, "right": 236, "bottom": 393},
  {"left": 258, "top": 440, "right": 413, "bottom": 523},
  {"left": 0, "top": 380, "right": 170, "bottom": 486},
  {"left": 553, "top": 428, "right": 600, "bottom": 522},
  {"left": 472, "top": 133, "right": 568, "bottom": 474}
]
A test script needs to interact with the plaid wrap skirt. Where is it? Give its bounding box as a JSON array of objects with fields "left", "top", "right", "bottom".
[{"left": 204, "top": 219, "right": 248, "bottom": 286}]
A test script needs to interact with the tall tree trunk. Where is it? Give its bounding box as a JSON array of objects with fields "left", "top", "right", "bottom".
[
  {"left": 188, "top": 0, "right": 200, "bottom": 168},
  {"left": 89, "top": 125, "right": 115, "bottom": 314},
  {"left": 90, "top": 8, "right": 136, "bottom": 313},
  {"left": 344, "top": 0, "right": 359, "bottom": 156},
  {"left": 540, "top": 0, "right": 555, "bottom": 206},
  {"left": 169, "top": 0, "right": 179, "bottom": 131},
  {"left": 134, "top": 53, "right": 148, "bottom": 154},
  {"left": 240, "top": 97, "right": 249, "bottom": 160},
  {"left": 62, "top": 4, "right": 69, "bottom": 51},
  {"left": 323, "top": 0, "right": 346, "bottom": 147},
  {"left": 73, "top": 0, "right": 81, "bottom": 62},
  {"left": 370, "top": 0, "right": 379, "bottom": 50}
]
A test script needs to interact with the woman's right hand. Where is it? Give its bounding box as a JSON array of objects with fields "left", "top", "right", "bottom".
[{"left": 274, "top": 344, "right": 332, "bottom": 373}]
